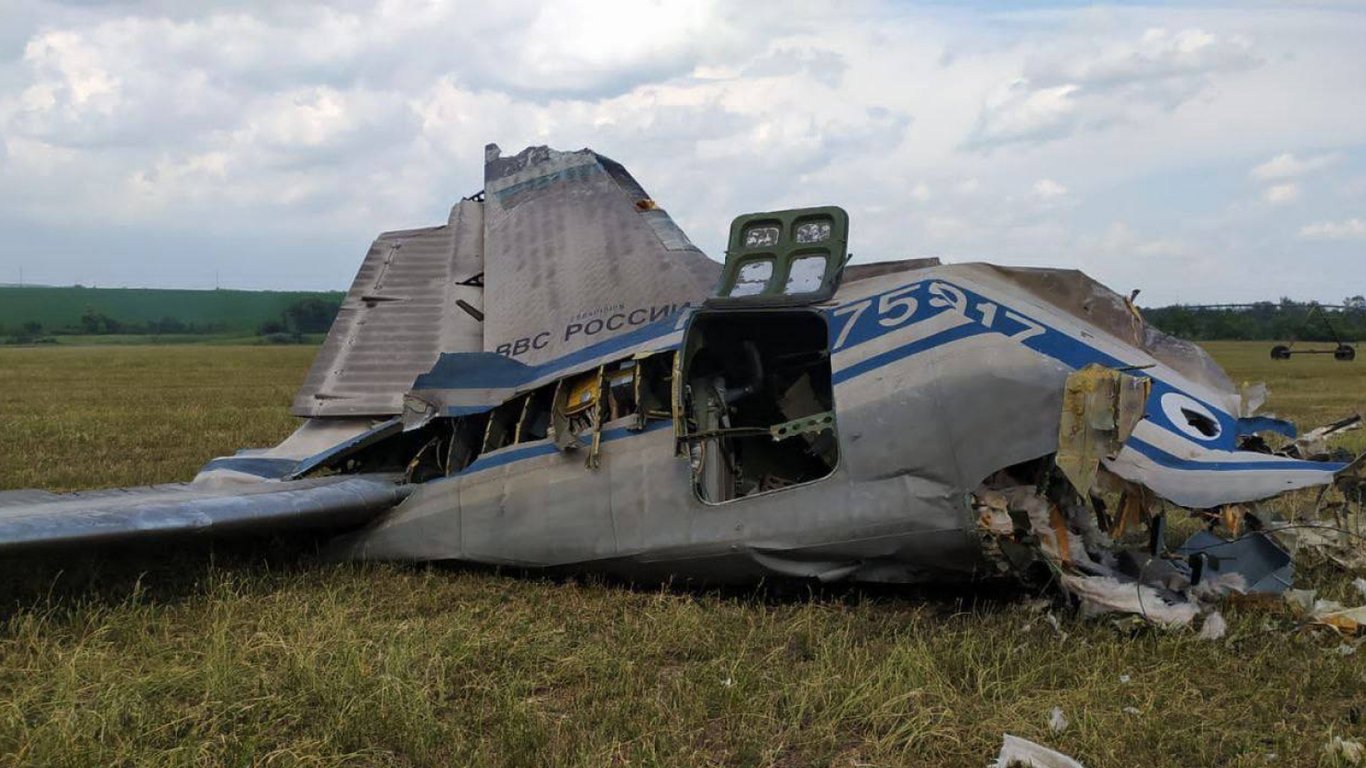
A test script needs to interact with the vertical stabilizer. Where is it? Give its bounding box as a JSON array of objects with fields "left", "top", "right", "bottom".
[{"left": 481, "top": 144, "right": 719, "bottom": 366}]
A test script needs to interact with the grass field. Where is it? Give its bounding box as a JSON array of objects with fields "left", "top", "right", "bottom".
[{"left": 0, "top": 342, "right": 1362, "bottom": 767}]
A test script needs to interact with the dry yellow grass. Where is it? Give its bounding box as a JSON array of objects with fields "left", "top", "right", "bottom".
[
  {"left": 0, "top": 341, "right": 1362, "bottom": 767},
  {"left": 0, "top": 346, "right": 308, "bottom": 492}
]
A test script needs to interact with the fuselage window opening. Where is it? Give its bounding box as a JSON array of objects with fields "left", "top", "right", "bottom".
[
  {"left": 515, "top": 385, "right": 556, "bottom": 444},
  {"left": 445, "top": 415, "right": 488, "bottom": 474},
  {"left": 604, "top": 360, "right": 638, "bottom": 423},
  {"left": 482, "top": 396, "right": 525, "bottom": 453},
  {"left": 633, "top": 352, "right": 675, "bottom": 430},
  {"left": 678, "top": 309, "right": 838, "bottom": 503}
]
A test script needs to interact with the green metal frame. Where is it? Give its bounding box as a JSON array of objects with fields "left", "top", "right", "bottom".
[{"left": 709, "top": 206, "right": 850, "bottom": 307}]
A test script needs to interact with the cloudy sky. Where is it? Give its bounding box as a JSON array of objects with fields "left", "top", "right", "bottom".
[{"left": 1, "top": 0, "right": 1364, "bottom": 304}]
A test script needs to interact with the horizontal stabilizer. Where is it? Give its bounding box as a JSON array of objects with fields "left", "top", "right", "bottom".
[
  {"left": 0, "top": 476, "right": 410, "bottom": 554},
  {"left": 292, "top": 200, "right": 486, "bottom": 417}
]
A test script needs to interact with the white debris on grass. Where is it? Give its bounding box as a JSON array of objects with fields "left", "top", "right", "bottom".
[
  {"left": 1045, "top": 612, "right": 1068, "bottom": 641},
  {"left": 1198, "top": 611, "right": 1228, "bottom": 641},
  {"left": 1048, "top": 707, "right": 1069, "bottom": 734},
  {"left": 995, "top": 734, "right": 1087, "bottom": 768},
  {"left": 1284, "top": 589, "right": 1366, "bottom": 635},
  {"left": 1060, "top": 573, "right": 1199, "bottom": 627},
  {"left": 1325, "top": 736, "right": 1364, "bottom": 765}
]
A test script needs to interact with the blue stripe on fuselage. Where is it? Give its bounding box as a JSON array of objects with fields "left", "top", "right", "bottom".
[
  {"left": 822, "top": 279, "right": 1345, "bottom": 475},
  {"left": 1125, "top": 436, "right": 1345, "bottom": 473},
  {"left": 832, "top": 322, "right": 990, "bottom": 384},
  {"left": 459, "top": 419, "right": 676, "bottom": 476},
  {"left": 413, "top": 316, "right": 685, "bottom": 393},
  {"left": 823, "top": 279, "right": 1239, "bottom": 447},
  {"left": 419, "top": 275, "right": 1344, "bottom": 480}
]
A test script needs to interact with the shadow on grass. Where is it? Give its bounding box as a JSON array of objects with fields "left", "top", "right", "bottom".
[
  {"left": 0, "top": 532, "right": 1049, "bottom": 621},
  {"left": 0, "top": 532, "right": 340, "bottom": 616}
]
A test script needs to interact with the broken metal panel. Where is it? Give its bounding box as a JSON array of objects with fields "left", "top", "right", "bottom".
[
  {"left": 1055, "top": 364, "right": 1150, "bottom": 500},
  {"left": 480, "top": 144, "right": 719, "bottom": 367},
  {"left": 1102, "top": 435, "right": 1346, "bottom": 508},
  {"left": 192, "top": 417, "right": 381, "bottom": 487},
  {"left": 286, "top": 418, "right": 404, "bottom": 479},
  {"left": 1060, "top": 572, "right": 1201, "bottom": 626},
  {"left": 406, "top": 317, "right": 687, "bottom": 419},
  {"left": 1286, "top": 413, "right": 1362, "bottom": 459},
  {"left": 0, "top": 476, "right": 410, "bottom": 554},
  {"left": 291, "top": 200, "right": 485, "bottom": 417},
  {"left": 1175, "top": 530, "right": 1293, "bottom": 594}
]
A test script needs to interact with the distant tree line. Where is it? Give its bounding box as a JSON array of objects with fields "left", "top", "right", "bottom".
[
  {"left": 7, "top": 294, "right": 1361, "bottom": 345},
  {"left": 256, "top": 298, "right": 342, "bottom": 341},
  {"left": 1, "top": 298, "right": 341, "bottom": 344},
  {"left": 1144, "top": 296, "right": 1366, "bottom": 342}
]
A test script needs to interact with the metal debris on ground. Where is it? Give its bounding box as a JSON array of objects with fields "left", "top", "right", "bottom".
[
  {"left": 976, "top": 370, "right": 1364, "bottom": 632},
  {"left": 1325, "top": 736, "right": 1364, "bottom": 766},
  {"left": 1285, "top": 589, "right": 1366, "bottom": 635},
  {"left": 994, "top": 735, "right": 1087, "bottom": 768}
]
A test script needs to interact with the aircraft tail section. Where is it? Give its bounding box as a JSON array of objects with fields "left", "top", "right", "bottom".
[
  {"left": 480, "top": 144, "right": 720, "bottom": 366},
  {"left": 291, "top": 200, "right": 486, "bottom": 417},
  {"left": 293, "top": 144, "right": 719, "bottom": 416}
]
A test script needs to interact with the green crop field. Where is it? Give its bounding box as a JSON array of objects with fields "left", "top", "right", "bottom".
[
  {"left": 0, "top": 286, "right": 344, "bottom": 336},
  {"left": 0, "top": 342, "right": 1362, "bottom": 767}
]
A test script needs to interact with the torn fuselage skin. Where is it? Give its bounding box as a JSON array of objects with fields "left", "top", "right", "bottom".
[{"left": 970, "top": 363, "right": 1344, "bottom": 625}]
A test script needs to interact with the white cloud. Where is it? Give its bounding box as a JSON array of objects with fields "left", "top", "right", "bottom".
[
  {"left": 1032, "top": 178, "right": 1068, "bottom": 200},
  {"left": 970, "top": 80, "right": 1079, "bottom": 148},
  {"left": 495, "top": 0, "right": 728, "bottom": 94},
  {"left": 0, "top": 1, "right": 1364, "bottom": 301},
  {"left": 21, "top": 30, "right": 120, "bottom": 112},
  {"left": 1263, "top": 182, "right": 1300, "bottom": 204},
  {"left": 1299, "top": 218, "right": 1366, "bottom": 240},
  {"left": 1251, "top": 152, "right": 1339, "bottom": 180},
  {"left": 1039, "top": 27, "right": 1257, "bottom": 90},
  {"left": 969, "top": 26, "right": 1261, "bottom": 150}
]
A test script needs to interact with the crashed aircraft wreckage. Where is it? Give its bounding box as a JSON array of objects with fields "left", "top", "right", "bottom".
[{"left": 3, "top": 143, "right": 1362, "bottom": 627}]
